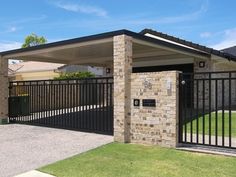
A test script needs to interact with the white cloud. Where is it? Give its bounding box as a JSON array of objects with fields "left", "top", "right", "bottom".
[
  {"left": 8, "top": 27, "right": 17, "bottom": 32},
  {"left": 53, "top": 1, "right": 107, "bottom": 17},
  {"left": 211, "top": 28, "right": 236, "bottom": 50},
  {"left": 0, "top": 41, "right": 22, "bottom": 52},
  {"left": 126, "top": 0, "right": 209, "bottom": 25},
  {"left": 200, "top": 32, "right": 212, "bottom": 38},
  {"left": 6, "top": 15, "right": 47, "bottom": 25}
]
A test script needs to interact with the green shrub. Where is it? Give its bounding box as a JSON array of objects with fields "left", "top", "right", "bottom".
[{"left": 54, "top": 72, "right": 95, "bottom": 80}]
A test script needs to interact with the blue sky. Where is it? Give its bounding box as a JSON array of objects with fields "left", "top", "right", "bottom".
[{"left": 0, "top": 0, "right": 236, "bottom": 51}]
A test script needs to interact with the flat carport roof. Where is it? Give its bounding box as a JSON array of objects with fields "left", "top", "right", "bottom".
[{"left": 0, "top": 29, "right": 213, "bottom": 67}]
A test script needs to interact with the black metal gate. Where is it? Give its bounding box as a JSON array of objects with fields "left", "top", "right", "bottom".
[
  {"left": 179, "top": 71, "right": 236, "bottom": 149},
  {"left": 9, "top": 77, "right": 114, "bottom": 135}
]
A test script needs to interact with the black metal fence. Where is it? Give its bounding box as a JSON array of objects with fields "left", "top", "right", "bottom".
[
  {"left": 9, "top": 77, "right": 114, "bottom": 135},
  {"left": 179, "top": 71, "right": 236, "bottom": 149}
]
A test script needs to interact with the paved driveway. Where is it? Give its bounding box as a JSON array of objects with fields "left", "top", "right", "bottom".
[{"left": 0, "top": 124, "right": 113, "bottom": 177}]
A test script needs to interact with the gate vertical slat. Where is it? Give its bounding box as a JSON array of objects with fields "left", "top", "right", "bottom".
[
  {"left": 190, "top": 74, "right": 193, "bottom": 143},
  {"left": 229, "top": 72, "right": 232, "bottom": 147},
  {"left": 29, "top": 82, "right": 31, "bottom": 123},
  {"left": 222, "top": 79, "right": 225, "bottom": 147},
  {"left": 57, "top": 82, "right": 60, "bottom": 126},
  {"left": 82, "top": 81, "right": 85, "bottom": 129},
  {"left": 59, "top": 82, "right": 61, "bottom": 127},
  {"left": 215, "top": 80, "right": 218, "bottom": 146},
  {"left": 101, "top": 82, "right": 105, "bottom": 132},
  {"left": 79, "top": 81, "right": 82, "bottom": 129},
  {"left": 95, "top": 79, "right": 98, "bottom": 131},
  {"left": 66, "top": 81, "right": 69, "bottom": 127},
  {"left": 209, "top": 73, "right": 212, "bottom": 145},
  {"left": 106, "top": 79, "right": 109, "bottom": 132},
  {"left": 184, "top": 81, "right": 187, "bottom": 142},
  {"left": 45, "top": 82, "right": 47, "bottom": 125},
  {"left": 76, "top": 82, "right": 79, "bottom": 128},
  {"left": 69, "top": 82, "right": 71, "bottom": 128},
  {"left": 36, "top": 82, "right": 39, "bottom": 124},
  {"left": 72, "top": 82, "right": 75, "bottom": 129},
  {"left": 46, "top": 82, "right": 51, "bottom": 124},
  {"left": 178, "top": 74, "right": 183, "bottom": 144},
  {"left": 54, "top": 82, "right": 56, "bottom": 127},
  {"left": 43, "top": 81, "right": 46, "bottom": 125},
  {"left": 32, "top": 82, "right": 35, "bottom": 122},
  {"left": 196, "top": 79, "right": 199, "bottom": 144},
  {"left": 40, "top": 83, "right": 42, "bottom": 124},
  {"left": 202, "top": 80, "right": 205, "bottom": 145},
  {"left": 99, "top": 82, "right": 102, "bottom": 132},
  {"left": 88, "top": 81, "right": 91, "bottom": 131},
  {"left": 63, "top": 82, "right": 66, "bottom": 127}
]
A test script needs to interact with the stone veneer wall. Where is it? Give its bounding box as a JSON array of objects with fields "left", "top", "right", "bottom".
[
  {"left": 0, "top": 57, "right": 9, "bottom": 124},
  {"left": 130, "top": 71, "right": 179, "bottom": 147},
  {"left": 113, "top": 35, "right": 132, "bottom": 143}
]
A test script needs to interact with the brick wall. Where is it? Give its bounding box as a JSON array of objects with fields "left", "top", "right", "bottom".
[
  {"left": 0, "top": 57, "right": 9, "bottom": 123},
  {"left": 130, "top": 71, "right": 179, "bottom": 147},
  {"left": 113, "top": 35, "right": 132, "bottom": 143}
]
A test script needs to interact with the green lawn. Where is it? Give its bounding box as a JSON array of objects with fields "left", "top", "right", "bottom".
[
  {"left": 184, "top": 112, "right": 236, "bottom": 137},
  {"left": 40, "top": 143, "right": 236, "bottom": 177}
]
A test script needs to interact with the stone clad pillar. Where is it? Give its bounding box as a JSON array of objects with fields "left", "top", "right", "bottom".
[
  {"left": 113, "top": 35, "right": 132, "bottom": 143},
  {"left": 0, "top": 56, "right": 9, "bottom": 124}
]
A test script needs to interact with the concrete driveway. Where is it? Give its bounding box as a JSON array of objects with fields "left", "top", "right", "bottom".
[{"left": 0, "top": 124, "right": 113, "bottom": 177}]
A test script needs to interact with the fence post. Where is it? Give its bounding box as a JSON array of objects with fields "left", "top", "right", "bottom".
[{"left": 0, "top": 56, "right": 9, "bottom": 124}]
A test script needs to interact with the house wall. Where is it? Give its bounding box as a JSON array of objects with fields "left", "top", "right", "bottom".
[
  {"left": 130, "top": 71, "right": 179, "bottom": 147},
  {"left": 59, "top": 65, "right": 105, "bottom": 77},
  {"left": 13, "top": 71, "right": 60, "bottom": 81},
  {"left": 11, "top": 66, "right": 106, "bottom": 81},
  {"left": 213, "top": 61, "right": 236, "bottom": 108},
  {"left": 193, "top": 58, "right": 236, "bottom": 110},
  {"left": 193, "top": 59, "right": 213, "bottom": 109}
]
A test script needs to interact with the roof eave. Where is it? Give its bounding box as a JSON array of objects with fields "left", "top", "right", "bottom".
[
  {"left": 0, "top": 29, "right": 210, "bottom": 60},
  {"left": 140, "top": 28, "right": 236, "bottom": 62}
]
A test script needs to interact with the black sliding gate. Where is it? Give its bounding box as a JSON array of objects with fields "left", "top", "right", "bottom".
[
  {"left": 179, "top": 71, "right": 236, "bottom": 149},
  {"left": 9, "top": 77, "right": 114, "bottom": 135}
]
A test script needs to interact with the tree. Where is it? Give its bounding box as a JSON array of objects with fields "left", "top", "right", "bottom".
[
  {"left": 22, "top": 33, "right": 47, "bottom": 48},
  {"left": 54, "top": 72, "right": 95, "bottom": 80}
]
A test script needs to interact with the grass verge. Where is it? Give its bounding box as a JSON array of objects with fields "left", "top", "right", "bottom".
[
  {"left": 184, "top": 112, "right": 236, "bottom": 137},
  {"left": 39, "top": 143, "right": 236, "bottom": 177}
]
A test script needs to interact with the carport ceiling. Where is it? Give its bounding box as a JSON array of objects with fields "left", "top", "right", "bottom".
[
  {"left": 21, "top": 42, "right": 179, "bottom": 65},
  {"left": 0, "top": 30, "right": 211, "bottom": 66}
]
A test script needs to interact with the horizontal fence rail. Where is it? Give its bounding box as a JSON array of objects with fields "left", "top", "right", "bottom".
[
  {"left": 179, "top": 71, "right": 236, "bottom": 149},
  {"left": 9, "top": 77, "right": 114, "bottom": 135}
]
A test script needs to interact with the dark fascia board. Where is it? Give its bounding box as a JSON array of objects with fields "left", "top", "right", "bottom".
[
  {"left": 0, "top": 29, "right": 210, "bottom": 59},
  {"left": 0, "top": 30, "right": 127, "bottom": 56},
  {"left": 140, "top": 28, "right": 236, "bottom": 61}
]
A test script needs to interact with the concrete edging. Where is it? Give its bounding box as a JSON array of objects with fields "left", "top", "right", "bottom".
[{"left": 14, "top": 170, "right": 55, "bottom": 177}]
